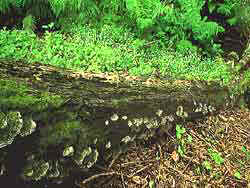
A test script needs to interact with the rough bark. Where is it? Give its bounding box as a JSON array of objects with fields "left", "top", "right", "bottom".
[{"left": 0, "top": 59, "right": 243, "bottom": 182}]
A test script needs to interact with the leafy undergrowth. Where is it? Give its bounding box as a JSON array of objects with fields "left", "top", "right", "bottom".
[
  {"left": 77, "top": 108, "right": 250, "bottom": 187},
  {"left": 0, "top": 25, "right": 234, "bottom": 86}
]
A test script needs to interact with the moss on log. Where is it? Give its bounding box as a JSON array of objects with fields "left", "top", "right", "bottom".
[{"left": 0, "top": 59, "right": 246, "bottom": 181}]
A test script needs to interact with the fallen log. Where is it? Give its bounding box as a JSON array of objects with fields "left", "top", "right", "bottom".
[{"left": 0, "top": 59, "right": 245, "bottom": 182}]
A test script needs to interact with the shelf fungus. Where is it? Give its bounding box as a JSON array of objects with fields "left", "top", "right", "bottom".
[
  {"left": 0, "top": 111, "right": 23, "bottom": 148},
  {"left": 110, "top": 113, "right": 119, "bottom": 121},
  {"left": 93, "top": 138, "right": 98, "bottom": 144},
  {"left": 156, "top": 109, "right": 163, "bottom": 117},
  {"left": 19, "top": 117, "right": 37, "bottom": 137},
  {"left": 47, "top": 160, "right": 60, "bottom": 178},
  {"left": 105, "top": 141, "right": 111, "bottom": 149},
  {"left": 121, "top": 135, "right": 134, "bottom": 144},
  {"left": 128, "top": 120, "right": 133, "bottom": 127},
  {"left": 74, "top": 147, "right": 99, "bottom": 168},
  {"left": 74, "top": 147, "right": 92, "bottom": 166},
  {"left": 127, "top": 115, "right": 175, "bottom": 135},
  {"left": 176, "top": 106, "right": 188, "bottom": 118},
  {"left": 86, "top": 149, "right": 99, "bottom": 168},
  {"left": 122, "top": 115, "right": 128, "bottom": 120},
  {"left": 145, "top": 118, "right": 159, "bottom": 129},
  {"left": 194, "top": 102, "right": 216, "bottom": 114},
  {"left": 0, "top": 112, "right": 7, "bottom": 129},
  {"left": 0, "top": 164, "right": 6, "bottom": 176},
  {"left": 63, "top": 146, "right": 74, "bottom": 157},
  {"left": 22, "top": 160, "right": 50, "bottom": 181},
  {"left": 105, "top": 120, "right": 109, "bottom": 126}
]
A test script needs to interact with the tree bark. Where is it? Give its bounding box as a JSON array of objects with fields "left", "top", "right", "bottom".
[{"left": 0, "top": 59, "right": 243, "bottom": 182}]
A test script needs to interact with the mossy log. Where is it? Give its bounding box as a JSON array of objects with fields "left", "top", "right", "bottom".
[{"left": 0, "top": 60, "right": 243, "bottom": 182}]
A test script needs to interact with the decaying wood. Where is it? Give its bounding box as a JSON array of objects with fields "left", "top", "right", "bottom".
[{"left": 0, "top": 60, "right": 243, "bottom": 181}]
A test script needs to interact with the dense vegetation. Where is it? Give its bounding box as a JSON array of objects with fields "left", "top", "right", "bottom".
[
  {"left": 1, "top": 1, "right": 250, "bottom": 187},
  {"left": 0, "top": 0, "right": 249, "bottom": 77},
  {"left": 1, "top": 1, "right": 250, "bottom": 42}
]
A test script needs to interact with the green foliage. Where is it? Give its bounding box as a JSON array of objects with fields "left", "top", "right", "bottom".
[
  {"left": 176, "top": 40, "right": 198, "bottom": 55},
  {"left": 234, "top": 171, "right": 241, "bottom": 179},
  {"left": 0, "top": 25, "right": 235, "bottom": 83},
  {"left": 176, "top": 124, "right": 186, "bottom": 139},
  {"left": 234, "top": 4, "right": 250, "bottom": 39},
  {"left": 207, "top": 148, "right": 224, "bottom": 165},
  {"left": 160, "top": 0, "right": 224, "bottom": 54},
  {"left": 208, "top": 0, "right": 250, "bottom": 39},
  {"left": 235, "top": 70, "right": 250, "bottom": 94},
  {"left": 176, "top": 124, "right": 186, "bottom": 157},
  {"left": 0, "top": 0, "right": 11, "bottom": 13},
  {"left": 187, "top": 135, "right": 192, "bottom": 143},
  {"left": 202, "top": 160, "right": 212, "bottom": 171},
  {"left": 0, "top": 0, "right": 54, "bottom": 22},
  {"left": 125, "top": 0, "right": 164, "bottom": 32},
  {"left": 22, "top": 14, "right": 36, "bottom": 31},
  {"left": 0, "top": 0, "right": 230, "bottom": 53},
  {"left": 177, "top": 143, "right": 185, "bottom": 157},
  {"left": 0, "top": 29, "right": 40, "bottom": 60},
  {"left": 242, "top": 146, "right": 250, "bottom": 160},
  {"left": 158, "top": 53, "right": 233, "bottom": 85},
  {"left": 148, "top": 179, "right": 156, "bottom": 188}
]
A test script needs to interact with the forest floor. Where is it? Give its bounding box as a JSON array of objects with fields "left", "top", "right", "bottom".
[
  {"left": 1, "top": 17, "right": 250, "bottom": 187},
  {"left": 77, "top": 107, "right": 250, "bottom": 188}
]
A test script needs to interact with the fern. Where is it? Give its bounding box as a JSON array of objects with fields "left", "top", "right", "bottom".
[
  {"left": 0, "top": 0, "right": 247, "bottom": 54},
  {"left": 125, "top": 0, "right": 165, "bottom": 32},
  {"left": 217, "top": 1, "right": 236, "bottom": 16},
  {"left": 100, "top": 0, "right": 124, "bottom": 14},
  {"left": 214, "top": 0, "right": 250, "bottom": 40},
  {"left": 49, "top": 0, "right": 99, "bottom": 17},
  {"left": 158, "top": 0, "right": 224, "bottom": 53}
]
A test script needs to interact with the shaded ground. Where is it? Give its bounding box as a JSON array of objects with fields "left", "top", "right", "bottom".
[{"left": 76, "top": 107, "right": 250, "bottom": 188}]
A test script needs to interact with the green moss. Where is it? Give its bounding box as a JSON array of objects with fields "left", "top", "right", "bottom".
[
  {"left": 40, "top": 120, "right": 81, "bottom": 148},
  {"left": 0, "top": 79, "right": 64, "bottom": 111},
  {"left": 110, "top": 98, "right": 130, "bottom": 108}
]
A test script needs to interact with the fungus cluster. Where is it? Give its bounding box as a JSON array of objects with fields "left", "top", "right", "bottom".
[{"left": 0, "top": 111, "right": 36, "bottom": 148}]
